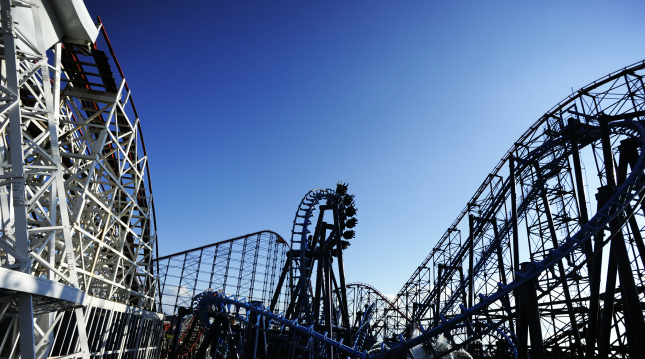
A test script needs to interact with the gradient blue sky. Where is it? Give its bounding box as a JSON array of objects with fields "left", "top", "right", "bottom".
[{"left": 85, "top": 0, "right": 645, "bottom": 296}]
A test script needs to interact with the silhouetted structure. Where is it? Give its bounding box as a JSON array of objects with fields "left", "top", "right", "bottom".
[{"left": 155, "top": 61, "right": 645, "bottom": 359}]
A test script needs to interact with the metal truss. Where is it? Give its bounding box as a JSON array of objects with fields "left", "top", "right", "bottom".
[
  {"left": 166, "top": 185, "right": 361, "bottom": 359},
  {"left": 154, "top": 230, "right": 288, "bottom": 317},
  {"left": 166, "top": 61, "right": 645, "bottom": 359},
  {"left": 154, "top": 230, "right": 289, "bottom": 358},
  {"left": 22, "top": 8, "right": 638, "bottom": 355},
  {"left": 174, "top": 60, "right": 645, "bottom": 359},
  {"left": 282, "top": 187, "right": 354, "bottom": 329},
  {"left": 367, "top": 60, "right": 645, "bottom": 358},
  {"left": 0, "top": 3, "right": 161, "bottom": 359},
  {"left": 164, "top": 65, "right": 645, "bottom": 357},
  {"left": 345, "top": 283, "right": 410, "bottom": 344}
]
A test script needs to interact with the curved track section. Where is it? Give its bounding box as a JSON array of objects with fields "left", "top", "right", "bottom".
[
  {"left": 372, "top": 60, "right": 645, "bottom": 358},
  {"left": 154, "top": 230, "right": 288, "bottom": 315},
  {"left": 290, "top": 188, "right": 337, "bottom": 321},
  {"left": 190, "top": 117, "right": 645, "bottom": 359},
  {"left": 185, "top": 61, "right": 645, "bottom": 359},
  {"left": 371, "top": 120, "right": 645, "bottom": 359},
  {"left": 193, "top": 290, "right": 366, "bottom": 358},
  {"left": 0, "top": 11, "right": 163, "bottom": 359},
  {"left": 287, "top": 186, "right": 355, "bottom": 325},
  {"left": 346, "top": 282, "right": 410, "bottom": 341},
  {"left": 154, "top": 231, "right": 288, "bottom": 358},
  {"left": 165, "top": 185, "right": 359, "bottom": 358}
]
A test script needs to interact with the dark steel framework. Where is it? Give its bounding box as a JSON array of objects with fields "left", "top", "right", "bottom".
[
  {"left": 366, "top": 59, "right": 645, "bottom": 358},
  {"left": 345, "top": 283, "right": 411, "bottom": 345},
  {"left": 153, "top": 230, "right": 291, "bottom": 359},
  {"left": 155, "top": 60, "right": 645, "bottom": 359},
  {"left": 162, "top": 186, "right": 365, "bottom": 359},
  {"left": 154, "top": 230, "right": 289, "bottom": 317}
]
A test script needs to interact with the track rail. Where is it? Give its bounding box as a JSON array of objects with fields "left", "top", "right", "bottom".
[
  {"left": 171, "top": 62, "right": 645, "bottom": 359},
  {"left": 370, "top": 118, "right": 645, "bottom": 357},
  {"left": 186, "top": 117, "right": 645, "bottom": 358},
  {"left": 346, "top": 282, "right": 411, "bottom": 323},
  {"left": 194, "top": 291, "right": 366, "bottom": 358},
  {"left": 382, "top": 59, "right": 645, "bottom": 339}
]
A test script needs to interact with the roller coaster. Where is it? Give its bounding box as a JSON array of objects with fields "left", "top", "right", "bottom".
[
  {"left": 0, "top": 2, "right": 161, "bottom": 359},
  {"left": 0, "top": 0, "right": 644, "bottom": 358},
  {"left": 156, "top": 61, "right": 645, "bottom": 359}
]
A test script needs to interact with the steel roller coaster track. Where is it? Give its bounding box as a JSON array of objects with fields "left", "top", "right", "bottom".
[
  {"left": 8, "top": 1, "right": 644, "bottom": 358},
  {"left": 164, "top": 60, "right": 645, "bottom": 359},
  {"left": 346, "top": 283, "right": 411, "bottom": 326}
]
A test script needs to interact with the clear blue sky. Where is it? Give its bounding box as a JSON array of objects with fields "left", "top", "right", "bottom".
[{"left": 85, "top": 0, "right": 645, "bottom": 296}]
